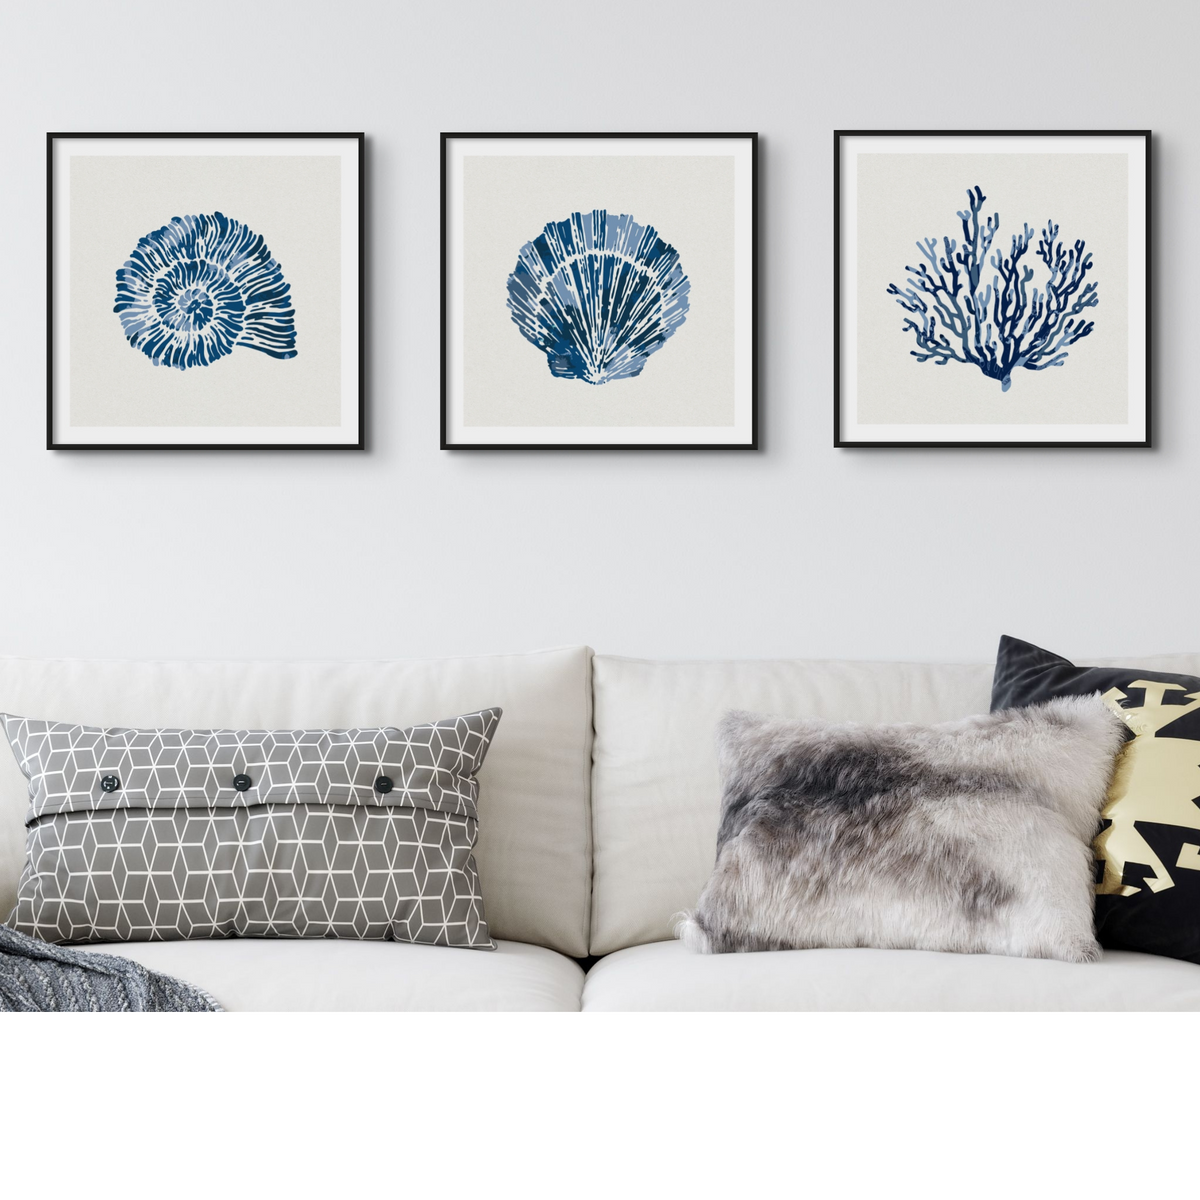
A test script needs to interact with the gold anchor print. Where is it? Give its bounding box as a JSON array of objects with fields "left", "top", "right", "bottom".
[{"left": 1096, "top": 681, "right": 1200, "bottom": 896}]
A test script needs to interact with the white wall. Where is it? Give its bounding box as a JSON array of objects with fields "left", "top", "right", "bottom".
[{"left": 0, "top": 0, "right": 1194, "bottom": 665}]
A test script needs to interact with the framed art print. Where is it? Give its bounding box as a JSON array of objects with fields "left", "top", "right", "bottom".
[
  {"left": 441, "top": 132, "right": 757, "bottom": 449},
  {"left": 835, "top": 130, "right": 1150, "bottom": 448},
  {"left": 48, "top": 132, "right": 363, "bottom": 449}
]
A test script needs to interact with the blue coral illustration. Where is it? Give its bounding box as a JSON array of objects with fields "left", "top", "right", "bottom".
[
  {"left": 886, "top": 186, "right": 1098, "bottom": 391},
  {"left": 506, "top": 209, "right": 690, "bottom": 384},
  {"left": 114, "top": 212, "right": 297, "bottom": 370}
]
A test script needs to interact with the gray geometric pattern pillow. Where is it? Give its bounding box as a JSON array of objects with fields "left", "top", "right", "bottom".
[{"left": 2, "top": 709, "right": 501, "bottom": 949}]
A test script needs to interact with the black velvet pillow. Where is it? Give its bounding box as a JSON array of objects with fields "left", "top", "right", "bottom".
[{"left": 992, "top": 635, "right": 1200, "bottom": 964}]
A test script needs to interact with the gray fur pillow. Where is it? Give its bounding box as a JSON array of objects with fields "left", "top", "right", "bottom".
[{"left": 678, "top": 696, "right": 1126, "bottom": 962}]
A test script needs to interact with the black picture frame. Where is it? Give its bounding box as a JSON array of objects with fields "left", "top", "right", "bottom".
[
  {"left": 834, "top": 129, "right": 1152, "bottom": 449},
  {"left": 47, "top": 131, "right": 365, "bottom": 451},
  {"left": 440, "top": 131, "right": 758, "bottom": 450}
]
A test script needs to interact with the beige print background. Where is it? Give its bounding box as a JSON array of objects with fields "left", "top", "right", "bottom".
[
  {"left": 462, "top": 154, "right": 735, "bottom": 427},
  {"left": 69, "top": 155, "right": 341, "bottom": 427},
  {"left": 856, "top": 153, "right": 1129, "bottom": 425}
]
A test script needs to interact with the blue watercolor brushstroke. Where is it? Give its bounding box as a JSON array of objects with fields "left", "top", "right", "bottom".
[
  {"left": 506, "top": 210, "right": 690, "bottom": 384},
  {"left": 114, "top": 212, "right": 297, "bottom": 370},
  {"left": 885, "top": 186, "right": 1098, "bottom": 392}
]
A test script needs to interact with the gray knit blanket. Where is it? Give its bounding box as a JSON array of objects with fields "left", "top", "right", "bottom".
[{"left": 0, "top": 925, "right": 221, "bottom": 1012}]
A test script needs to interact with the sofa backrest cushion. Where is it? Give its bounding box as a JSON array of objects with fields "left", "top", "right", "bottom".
[
  {"left": 588, "top": 651, "right": 1200, "bottom": 956},
  {"left": 0, "top": 648, "right": 593, "bottom": 957}
]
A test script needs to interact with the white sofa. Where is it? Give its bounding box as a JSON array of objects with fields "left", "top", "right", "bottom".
[{"left": 3, "top": 647, "right": 1199, "bottom": 1011}]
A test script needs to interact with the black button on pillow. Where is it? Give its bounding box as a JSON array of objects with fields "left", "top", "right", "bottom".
[
  {"left": 100, "top": 775, "right": 120, "bottom": 793},
  {"left": 232, "top": 774, "right": 252, "bottom": 792},
  {"left": 374, "top": 775, "right": 394, "bottom": 794}
]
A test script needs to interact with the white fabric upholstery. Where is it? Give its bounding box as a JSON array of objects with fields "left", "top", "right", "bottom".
[
  {"left": 0, "top": 648, "right": 594, "bottom": 956},
  {"left": 10, "top": 645, "right": 1200, "bottom": 1011},
  {"left": 590, "top": 655, "right": 994, "bottom": 954},
  {"left": 581, "top": 940, "right": 1200, "bottom": 1011},
  {"left": 589, "top": 650, "right": 1200, "bottom": 955},
  {"left": 77, "top": 939, "right": 584, "bottom": 1011}
]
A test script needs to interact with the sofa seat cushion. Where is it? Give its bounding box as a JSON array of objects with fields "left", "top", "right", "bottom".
[
  {"left": 580, "top": 940, "right": 1200, "bottom": 1011},
  {"left": 76, "top": 938, "right": 584, "bottom": 1011}
]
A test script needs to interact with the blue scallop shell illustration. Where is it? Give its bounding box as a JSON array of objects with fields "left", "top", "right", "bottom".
[
  {"left": 114, "top": 212, "right": 297, "bottom": 370},
  {"left": 506, "top": 209, "right": 690, "bottom": 384}
]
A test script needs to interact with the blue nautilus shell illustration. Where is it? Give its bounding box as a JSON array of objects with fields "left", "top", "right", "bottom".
[
  {"left": 114, "top": 212, "right": 297, "bottom": 370},
  {"left": 506, "top": 209, "right": 690, "bottom": 385}
]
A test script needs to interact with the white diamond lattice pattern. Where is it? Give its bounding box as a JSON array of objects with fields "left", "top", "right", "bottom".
[{"left": 3, "top": 709, "right": 501, "bottom": 948}]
